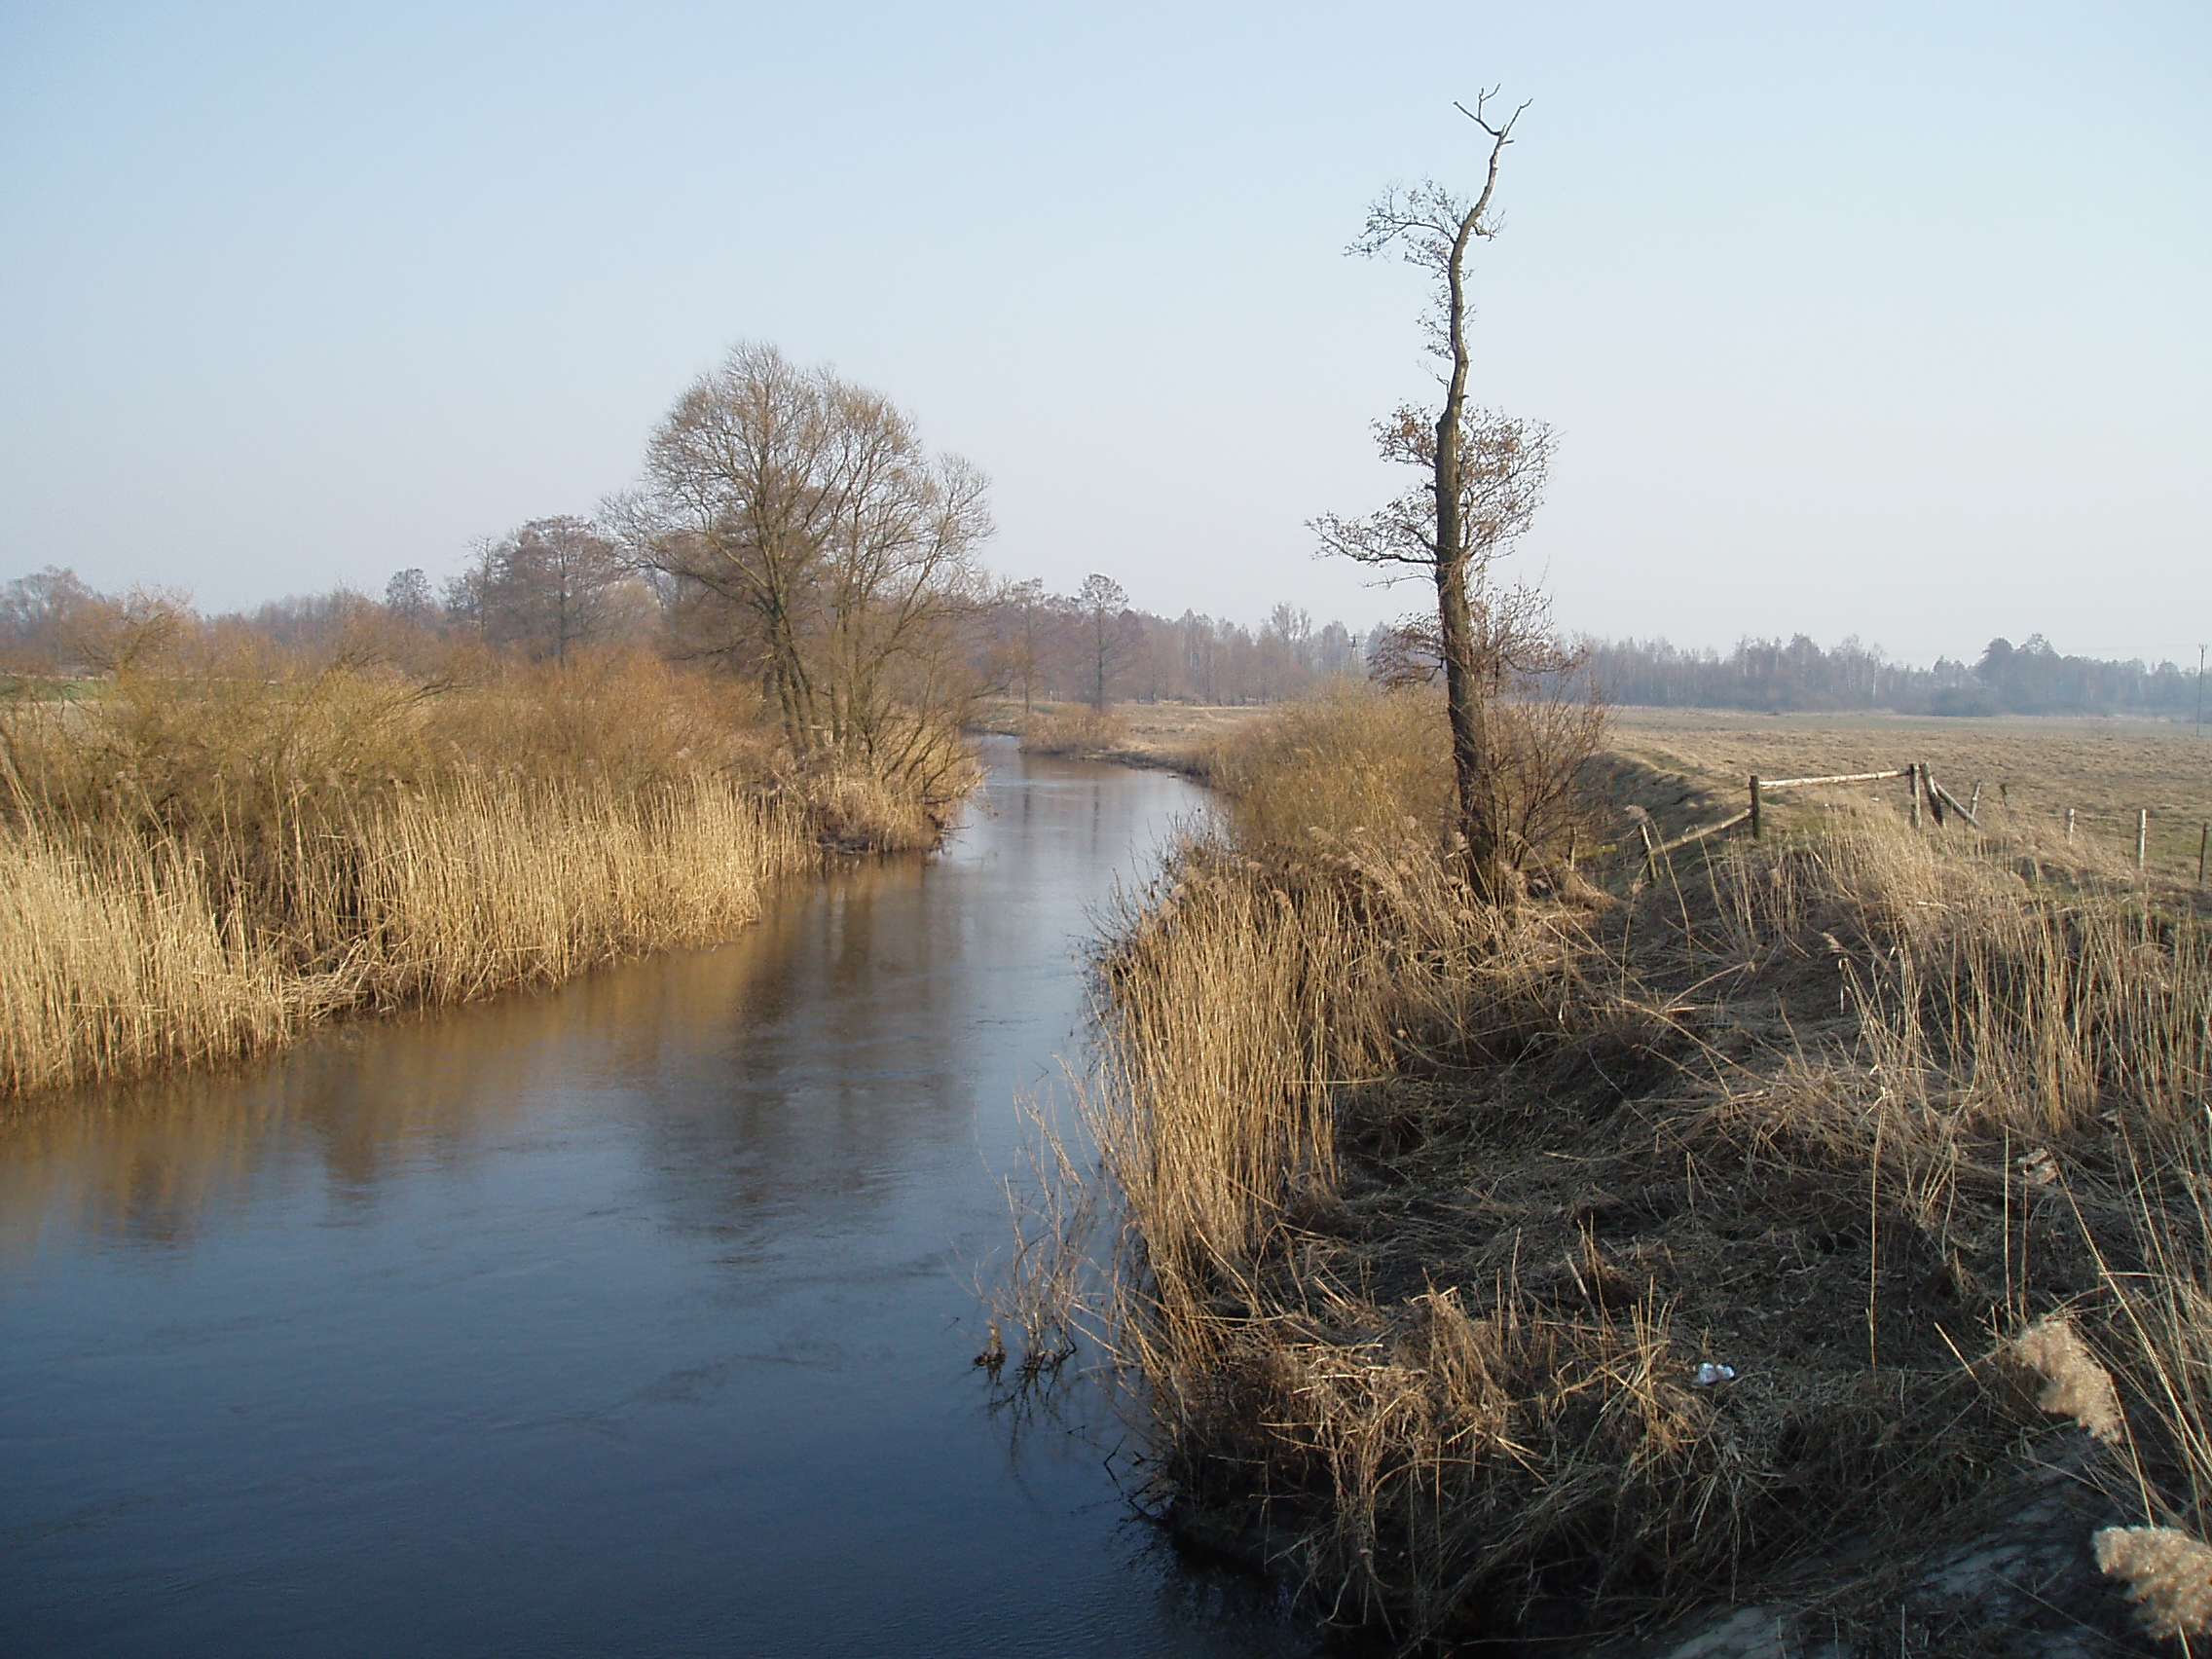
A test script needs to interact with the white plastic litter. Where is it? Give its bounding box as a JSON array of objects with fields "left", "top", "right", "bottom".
[{"left": 1693, "top": 1362, "right": 1736, "bottom": 1386}]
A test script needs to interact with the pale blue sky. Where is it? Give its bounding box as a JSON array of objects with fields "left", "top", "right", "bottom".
[{"left": 2, "top": 2, "right": 2205, "bottom": 665}]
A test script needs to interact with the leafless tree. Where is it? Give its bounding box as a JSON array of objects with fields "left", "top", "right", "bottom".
[
  {"left": 1316, "top": 91, "right": 1589, "bottom": 899},
  {"left": 383, "top": 569, "right": 436, "bottom": 626},
  {"left": 0, "top": 567, "right": 95, "bottom": 674},
  {"left": 1074, "top": 573, "right": 1132, "bottom": 711},
  {"left": 991, "top": 577, "right": 1052, "bottom": 716},
  {"left": 473, "top": 518, "right": 650, "bottom": 662},
  {"left": 632, "top": 343, "right": 992, "bottom": 793}
]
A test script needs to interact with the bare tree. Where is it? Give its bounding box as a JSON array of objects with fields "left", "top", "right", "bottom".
[
  {"left": 384, "top": 569, "right": 436, "bottom": 626},
  {"left": 480, "top": 517, "right": 652, "bottom": 663},
  {"left": 1074, "top": 572, "right": 1131, "bottom": 711},
  {"left": 1316, "top": 91, "right": 1578, "bottom": 899},
  {"left": 0, "top": 567, "right": 95, "bottom": 674},
  {"left": 633, "top": 343, "right": 992, "bottom": 793},
  {"left": 993, "top": 576, "right": 1051, "bottom": 716}
]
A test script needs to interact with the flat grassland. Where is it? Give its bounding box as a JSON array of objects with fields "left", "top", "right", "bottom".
[
  {"left": 1607, "top": 707, "right": 2212, "bottom": 884},
  {"left": 989, "top": 698, "right": 2212, "bottom": 883}
]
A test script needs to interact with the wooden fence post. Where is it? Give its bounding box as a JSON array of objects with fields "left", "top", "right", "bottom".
[
  {"left": 1908, "top": 764, "right": 1921, "bottom": 830},
  {"left": 2138, "top": 809, "right": 2149, "bottom": 876},
  {"left": 1750, "top": 774, "right": 1762, "bottom": 840},
  {"left": 2066, "top": 807, "right": 2076, "bottom": 844}
]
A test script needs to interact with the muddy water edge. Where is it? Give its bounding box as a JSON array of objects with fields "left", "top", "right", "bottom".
[{"left": 0, "top": 739, "right": 1329, "bottom": 1659}]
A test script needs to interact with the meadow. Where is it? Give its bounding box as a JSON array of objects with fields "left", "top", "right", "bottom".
[
  {"left": 1608, "top": 707, "right": 2212, "bottom": 885},
  {"left": 978, "top": 697, "right": 1267, "bottom": 776}
]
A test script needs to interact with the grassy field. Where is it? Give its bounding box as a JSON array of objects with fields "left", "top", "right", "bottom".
[
  {"left": 986, "top": 696, "right": 2212, "bottom": 890},
  {"left": 1609, "top": 708, "right": 2212, "bottom": 884}
]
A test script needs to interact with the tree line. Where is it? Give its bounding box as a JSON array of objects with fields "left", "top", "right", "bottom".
[
  {"left": 1578, "top": 633, "right": 2205, "bottom": 719},
  {"left": 0, "top": 341, "right": 1368, "bottom": 776}
]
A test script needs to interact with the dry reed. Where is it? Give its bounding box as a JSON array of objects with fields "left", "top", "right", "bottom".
[
  {"left": 1017, "top": 704, "right": 1131, "bottom": 759},
  {"left": 1, "top": 616, "right": 994, "bottom": 1100},
  {"left": 1010, "top": 682, "right": 2212, "bottom": 1647},
  {"left": 2, "top": 774, "right": 811, "bottom": 1098},
  {"left": 2095, "top": 1525, "right": 2212, "bottom": 1640}
]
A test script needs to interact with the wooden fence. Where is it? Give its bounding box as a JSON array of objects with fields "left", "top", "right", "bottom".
[{"left": 1636, "top": 762, "right": 2209, "bottom": 887}]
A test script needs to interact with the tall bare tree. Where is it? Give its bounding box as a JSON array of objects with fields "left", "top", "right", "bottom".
[
  {"left": 632, "top": 343, "right": 991, "bottom": 793},
  {"left": 1074, "top": 572, "right": 1131, "bottom": 711},
  {"left": 1315, "top": 92, "right": 1568, "bottom": 899}
]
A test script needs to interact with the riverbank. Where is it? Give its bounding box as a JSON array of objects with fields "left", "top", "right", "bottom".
[
  {"left": 972, "top": 698, "right": 1269, "bottom": 778},
  {"left": 0, "top": 648, "right": 978, "bottom": 1101},
  {"left": 1038, "top": 691, "right": 2212, "bottom": 1652}
]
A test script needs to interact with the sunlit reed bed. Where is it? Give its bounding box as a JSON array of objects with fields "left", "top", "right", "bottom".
[{"left": 1, "top": 775, "right": 812, "bottom": 1099}]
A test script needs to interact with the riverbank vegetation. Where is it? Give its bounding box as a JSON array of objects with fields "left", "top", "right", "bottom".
[
  {"left": 992, "top": 98, "right": 2212, "bottom": 1645},
  {"left": 0, "top": 619, "right": 826, "bottom": 1099},
  {"left": 1010, "top": 682, "right": 2212, "bottom": 1649}
]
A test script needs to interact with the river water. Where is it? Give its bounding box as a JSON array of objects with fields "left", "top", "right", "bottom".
[{"left": 0, "top": 741, "right": 1327, "bottom": 1658}]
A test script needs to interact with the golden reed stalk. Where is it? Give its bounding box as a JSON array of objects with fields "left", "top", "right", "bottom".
[{"left": 1, "top": 775, "right": 811, "bottom": 1099}]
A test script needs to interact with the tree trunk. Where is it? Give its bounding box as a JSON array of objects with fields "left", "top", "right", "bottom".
[{"left": 1435, "top": 202, "right": 1498, "bottom": 901}]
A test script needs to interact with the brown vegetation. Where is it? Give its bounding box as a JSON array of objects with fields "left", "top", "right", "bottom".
[
  {"left": 0, "top": 616, "right": 966, "bottom": 1101},
  {"left": 1006, "top": 686, "right": 2212, "bottom": 1651},
  {"left": 993, "top": 698, "right": 1272, "bottom": 777},
  {"left": 1609, "top": 707, "right": 2212, "bottom": 886}
]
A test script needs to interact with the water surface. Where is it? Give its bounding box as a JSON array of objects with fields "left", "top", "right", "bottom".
[{"left": 0, "top": 742, "right": 1324, "bottom": 1658}]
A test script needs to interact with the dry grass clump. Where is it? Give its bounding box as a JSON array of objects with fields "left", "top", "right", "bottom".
[
  {"left": 1204, "top": 679, "right": 1607, "bottom": 888},
  {"left": 1, "top": 829, "right": 292, "bottom": 1091},
  {"left": 776, "top": 719, "right": 980, "bottom": 851},
  {"left": 1, "top": 774, "right": 809, "bottom": 1098},
  {"left": 1204, "top": 681, "right": 1451, "bottom": 865},
  {"left": 2095, "top": 1526, "right": 2212, "bottom": 1641},
  {"left": 1017, "top": 703, "right": 1130, "bottom": 759},
  {"left": 2012, "top": 1314, "right": 2127, "bottom": 1445},
  {"left": 1024, "top": 705, "right": 2212, "bottom": 1646},
  {"left": 0, "top": 633, "right": 891, "bottom": 1099}
]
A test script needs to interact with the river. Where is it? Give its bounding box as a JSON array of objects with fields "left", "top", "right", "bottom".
[{"left": 0, "top": 741, "right": 1327, "bottom": 1658}]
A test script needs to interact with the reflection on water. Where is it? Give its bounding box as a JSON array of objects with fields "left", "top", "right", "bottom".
[{"left": 0, "top": 741, "right": 1325, "bottom": 1659}]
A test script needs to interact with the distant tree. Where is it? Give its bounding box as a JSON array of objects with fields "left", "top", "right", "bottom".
[
  {"left": 478, "top": 517, "right": 649, "bottom": 662},
  {"left": 384, "top": 568, "right": 436, "bottom": 625},
  {"left": 1004, "top": 577, "right": 1051, "bottom": 716},
  {"left": 0, "top": 566, "right": 96, "bottom": 673},
  {"left": 1075, "top": 573, "right": 1132, "bottom": 711},
  {"left": 62, "top": 585, "right": 195, "bottom": 677},
  {"left": 443, "top": 552, "right": 491, "bottom": 636},
  {"left": 1180, "top": 612, "right": 1220, "bottom": 704}
]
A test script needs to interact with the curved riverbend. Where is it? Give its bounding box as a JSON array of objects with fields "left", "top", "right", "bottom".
[{"left": 0, "top": 741, "right": 1326, "bottom": 1658}]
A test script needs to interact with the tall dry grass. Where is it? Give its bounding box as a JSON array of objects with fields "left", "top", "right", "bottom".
[
  {"left": 1017, "top": 682, "right": 2212, "bottom": 1645},
  {"left": 0, "top": 636, "right": 877, "bottom": 1099},
  {"left": 1, "top": 775, "right": 810, "bottom": 1098},
  {"left": 1016, "top": 703, "right": 1130, "bottom": 759}
]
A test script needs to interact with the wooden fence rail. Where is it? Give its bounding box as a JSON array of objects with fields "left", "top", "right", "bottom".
[
  {"left": 1759, "top": 769, "right": 1911, "bottom": 792},
  {"left": 1637, "top": 759, "right": 2205, "bottom": 890}
]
